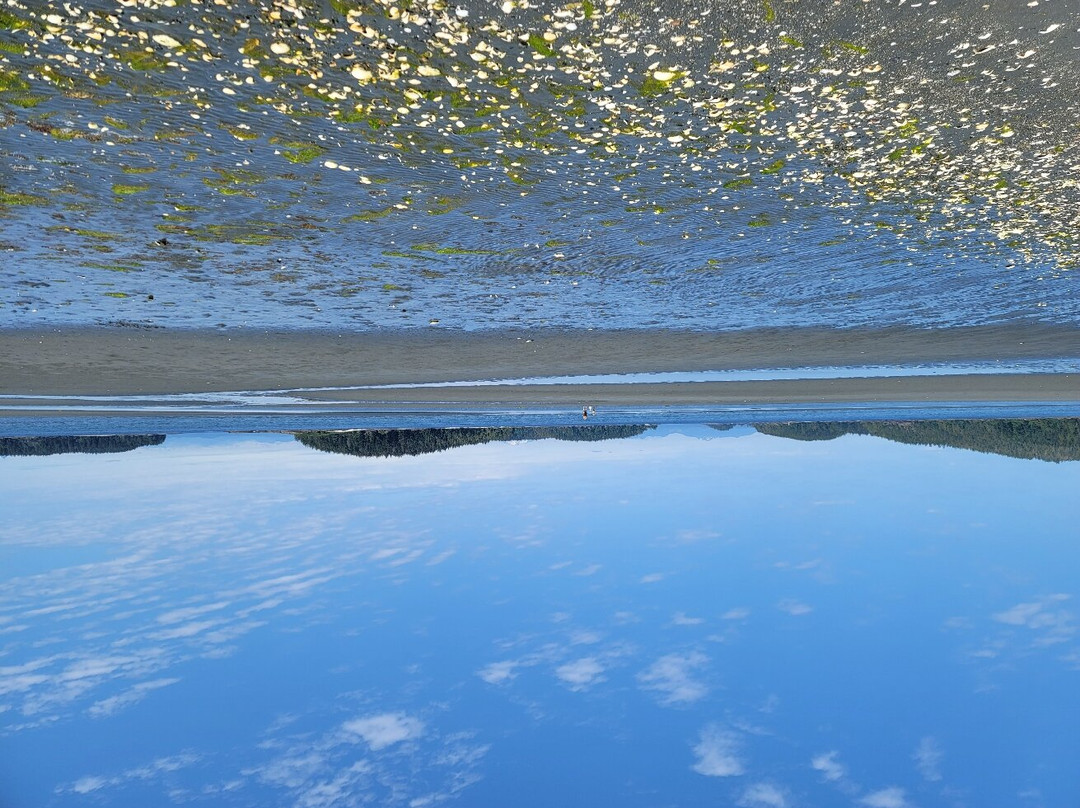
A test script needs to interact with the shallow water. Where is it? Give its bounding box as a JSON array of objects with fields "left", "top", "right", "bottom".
[
  {"left": 2, "top": 0, "right": 1079, "bottom": 331},
  {"left": 2, "top": 424, "right": 1080, "bottom": 806}
]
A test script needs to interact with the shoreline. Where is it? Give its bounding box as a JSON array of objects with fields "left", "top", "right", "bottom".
[
  {"left": 2, "top": 324, "right": 1080, "bottom": 398},
  {"left": 1, "top": 376, "right": 1078, "bottom": 419}
]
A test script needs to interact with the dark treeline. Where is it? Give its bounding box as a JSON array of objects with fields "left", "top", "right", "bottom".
[
  {"left": 756, "top": 419, "right": 1080, "bottom": 462},
  {"left": 294, "top": 425, "right": 654, "bottom": 458},
  {"left": 0, "top": 434, "right": 166, "bottom": 457}
]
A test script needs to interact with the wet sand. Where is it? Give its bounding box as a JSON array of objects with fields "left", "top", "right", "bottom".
[{"left": 1, "top": 326, "right": 1078, "bottom": 408}]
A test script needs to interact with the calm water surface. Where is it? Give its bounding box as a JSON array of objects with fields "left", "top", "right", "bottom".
[{"left": 2, "top": 423, "right": 1079, "bottom": 806}]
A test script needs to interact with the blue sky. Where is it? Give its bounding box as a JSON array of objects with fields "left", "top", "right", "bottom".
[{"left": 1, "top": 426, "right": 1078, "bottom": 807}]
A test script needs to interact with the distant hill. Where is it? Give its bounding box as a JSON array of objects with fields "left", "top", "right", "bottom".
[
  {"left": 756, "top": 419, "right": 1080, "bottom": 462},
  {"left": 0, "top": 434, "right": 166, "bottom": 457},
  {"left": 294, "top": 425, "right": 654, "bottom": 459}
]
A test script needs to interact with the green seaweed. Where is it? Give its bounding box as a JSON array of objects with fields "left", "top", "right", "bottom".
[
  {"left": 82, "top": 261, "right": 137, "bottom": 272},
  {"left": 640, "top": 72, "right": 682, "bottom": 98},
  {"left": 0, "top": 8, "right": 32, "bottom": 29},
  {"left": 451, "top": 157, "right": 490, "bottom": 169},
  {"left": 427, "top": 196, "right": 463, "bottom": 215},
  {"left": 74, "top": 228, "right": 123, "bottom": 240},
  {"left": 896, "top": 119, "right": 919, "bottom": 137},
  {"left": 154, "top": 128, "right": 198, "bottom": 142},
  {"left": 328, "top": 0, "right": 360, "bottom": 16},
  {"left": 156, "top": 223, "right": 193, "bottom": 235},
  {"left": 203, "top": 168, "right": 265, "bottom": 195},
  {"left": 221, "top": 123, "right": 258, "bottom": 141},
  {"left": 282, "top": 144, "right": 326, "bottom": 163},
  {"left": 344, "top": 207, "right": 394, "bottom": 222},
  {"left": 411, "top": 243, "right": 497, "bottom": 255},
  {"left": 0, "top": 187, "right": 47, "bottom": 206},
  {"left": 0, "top": 68, "right": 30, "bottom": 92},
  {"left": 232, "top": 233, "right": 282, "bottom": 245},
  {"left": 527, "top": 34, "right": 556, "bottom": 57},
  {"left": 124, "top": 49, "right": 170, "bottom": 71},
  {"left": 4, "top": 93, "right": 48, "bottom": 108},
  {"left": 837, "top": 40, "right": 869, "bottom": 54},
  {"left": 112, "top": 183, "right": 150, "bottom": 195}
]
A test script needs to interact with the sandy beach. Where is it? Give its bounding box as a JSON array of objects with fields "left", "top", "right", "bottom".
[{"left": 1, "top": 326, "right": 1078, "bottom": 411}]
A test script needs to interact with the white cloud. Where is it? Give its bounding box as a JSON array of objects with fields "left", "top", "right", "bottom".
[
  {"left": 426, "top": 549, "right": 456, "bottom": 566},
  {"left": 673, "top": 529, "right": 721, "bottom": 543},
  {"left": 722, "top": 608, "right": 750, "bottom": 620},
  {"left": 860, "top": 787, "right": 911, "bottom": 808},
  {"left": 87, "top": 678, "right": 180, "bottom": 718},
  {"left": 156, "top": 601, "right": 231, "bottom": 625},
  {"left": 555, "top": 657, "right": 605, "bottom": 690},
  {"left": 914, "top": 736, "right": 943, "bottom": 782},
  {"left": 245, "top": 718, "right": 486, "bottom": 808},
  {"left": 811, "top": 750, "right": 845, "bottom": 781},
  {"left": 776, "top": 599, "right": 813, "bottom": 616},
  {"left": 60, "top": 754, "right": 200, "bottom": 797},
  {"left": 942, "top": 616, "right": 973, "bottom": 631},
  {"left": 737, "top": 782, "right": 787, "bottom": 808},
  {"left": 671, "top": 612, "right": 705, "bottom": 626},
  {"left": 638, "top": 651, "right": 709, "bottom": 706},
  {"left": 58, "top": 656, "right": 139, "bottom": 682},
  {"left": 0, "top": 672, "right": 49, "bottom": 697},
  {"left": 691, "top": 724, "right": 745, "bottom": 777},
  {"left": 125, "top": 754, "right": 200, "bottom": 781},
  {"left": 292, "top": 761, "right": 372, "bottom": 808},
  {"left": 253, "top": 752, "right": 329, "bottom": 792},
  {"left": 477, "top": 661, "right": 518, "bottom": 685},
  {"left": 640, "top": 573, "right": 664, "bottom": 583},
  {"left": 570, "top": 630, "right": 602, "bottom": 645},
  {"left": 994, "top": 595, "right": 1072, "bottom": 628},
  {"left": 994, "top": 601, "right": 1045, "bottom": 626},
  {"left": 153, "top": 619, "right": 221, "bottom": 640},
  {"left": 991, "top": 595, "right": 1075, "bottom": 647},
  {"left": 342, "top": 713, "right": 425, "bottom": 750},
  {"left": 72, "top": 776, "right": 107, "bottom": 794}
]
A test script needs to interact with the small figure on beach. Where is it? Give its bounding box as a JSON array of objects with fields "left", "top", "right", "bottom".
[{"left": 582, "top": 407, "right": 588, "bottom": 420}]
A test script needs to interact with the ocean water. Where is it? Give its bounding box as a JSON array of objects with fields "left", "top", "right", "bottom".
[{"left": 2, "top": 0, "right": 1078, "bottom": 331}]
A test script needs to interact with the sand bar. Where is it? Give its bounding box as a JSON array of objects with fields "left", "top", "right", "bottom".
[{"left": 2, "top": 324, "right": 1080, "bottom": 399}]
